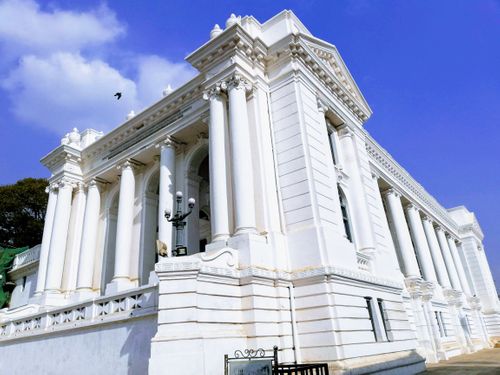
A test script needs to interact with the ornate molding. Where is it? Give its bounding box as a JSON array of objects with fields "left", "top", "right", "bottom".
[
  {"left": 285, "top": 37, "right": 370, "bottom": 122},
  {"left": 382, "top": 187, "right": 401, "bottom": 199},
  {"left": 155, "top": 259, "right": 403, "bottom": 290},
  {"left": 365, "top": 134, "right": 459, "bottom": 235},
  {"left": 155, "top": 136, "right": 179, "bottom": 151}
]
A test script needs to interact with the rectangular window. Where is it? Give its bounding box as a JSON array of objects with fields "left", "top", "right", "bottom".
[
  {"left": 326, "top": 121, "right": 341, "bottom": 166},
  {"left": 365, "top": 297, "right": 377, "bottom": 341},
  {"left": 377, "top": 298, "right": 390, "bottom": 341},
  {"left": 440, "top": 312, "right": 448, "bottom": 336},
  {"left": 328, "top": 129, "right": 337, "bottom": 165},
  {"left": 435, "top": 311, "right": 447, "bottom": 337}
]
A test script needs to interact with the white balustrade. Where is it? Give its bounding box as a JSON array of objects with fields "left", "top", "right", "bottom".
[
  {"left": 10, "top": 245, "right": 41, "bottom": 271},
  {"left": 0, "top": 286, "right": 156, "bottom": 341}
]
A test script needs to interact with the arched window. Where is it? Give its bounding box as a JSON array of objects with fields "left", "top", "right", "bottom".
[{"left": 338, "top": 187, "right": 353, "bottom": 242}]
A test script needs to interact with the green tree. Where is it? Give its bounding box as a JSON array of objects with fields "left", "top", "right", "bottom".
[{"left": 0, "top": 178, "right": 48, "bottom": 248}]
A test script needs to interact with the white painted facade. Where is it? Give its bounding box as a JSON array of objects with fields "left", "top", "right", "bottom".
[{"left": 1, "top": 10, "right": 499, "bottom": 374}]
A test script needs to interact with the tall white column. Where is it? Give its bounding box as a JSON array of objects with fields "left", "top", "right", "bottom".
[
  {"left": 75, "top": 180, "right": 101, "bottom": 295},
  {"left": 337, "top": 126, "right": 375, "bottom": 253},
  {"left": 61, "top": 182, "right": 87, "bottom": 292},
  {"left": 205, "top": 87, "right": 230, "bottom": 242},
  {"left": 447, "top": 236, "right": 472, "bottom": 296},
  {"left": 436, "top": 228, "right": 462, "bottom": 291},
  {"left": 227, "top": 74, "right": 257, "bottom": 234},
  {"left": 157, "top": 137, "right": 177, "bottom": 255},
  {"left": 422, "top": 217, "right": 451, "bottom": 289},
  {"left": 34, "top": 184, "right": 58, "bottom": 295},
  {"left": 44, "top": 179, "right": 74, "bottom": 292},
  {"left": 383, "top": 189, "right": 420, "bottom": 278},
  {"left": 405, "top": 204, "right": 438, "bottom": 283},
  {"left": 109, "top": 160, "right": 136, "bottom": 292}
]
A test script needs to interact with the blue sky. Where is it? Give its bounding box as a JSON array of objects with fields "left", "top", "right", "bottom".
[{"left": 0, "top": 0, "right": 499, "bottom": 289}]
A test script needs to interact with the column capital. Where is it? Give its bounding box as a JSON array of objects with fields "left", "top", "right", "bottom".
[
  {"left": 57, "top": 177, "right": 76, "bottom": 190},
  {"left": 74, "top": 182, "right": 85, "bottom": 194},
  {"left": 404, "top": 202, "right": 420, "bottom": 212},
  {"left": 45, "top": 183, "right": 59, "bottom": 194},
  {"left": 422, "top": 215, "right": 434, "bottom": 224},
  {"left": 116, "top": 159, "right": 143, "bottom": 172},
  {"left": 382, "top": 187, "right": 401, "bottom": 199},
  {"left": 435, "top": 226, "right": 444, "bottom": 234},
  {"left": 203, "top": 82, "right": 226, "bottom": 101},
  {"left": 86, "top": 178, "right": 106, "bottom": 191},
  {"left": 225, "top": 73, "right": 252, "bottom": 93},
  {"left": 155, "top": 136, "right": 179, "bottom": 151}
]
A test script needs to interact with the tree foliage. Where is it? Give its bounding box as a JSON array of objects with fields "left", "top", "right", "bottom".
[{"left": 0, "top": 178, "right": 48, "bottom": 248}]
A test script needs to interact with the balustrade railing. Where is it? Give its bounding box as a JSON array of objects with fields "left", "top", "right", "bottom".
[
  {"left": 10, "top": 245, "right": 41, "bottom": 271},
  {"left": 0, "top": 285, "right": 156, "bottom": 340}
]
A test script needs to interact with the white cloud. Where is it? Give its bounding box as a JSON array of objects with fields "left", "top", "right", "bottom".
[
  {"left": 0, "top": 0, "right": 196, "bottom": 136},
  {"left": 1, "top": 52, "right": 196, "bottom": 133},
  {"left": 136, "top": 55, "right": 196, "bottom": 106},
  {"left": 0, "top": 0, "right": 124, "bottom": 57},
  {"left": 2, "top": 52, "right": 138, "bottom": 132}
]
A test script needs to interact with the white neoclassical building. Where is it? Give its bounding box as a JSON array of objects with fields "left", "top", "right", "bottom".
[{"left": 1, "top": 10, "right": 499, "bottom": 375}]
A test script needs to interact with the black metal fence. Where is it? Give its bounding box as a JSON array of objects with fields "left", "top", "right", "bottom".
[
  {"left": 276, "top": 363, "right": 329, "bottom": 375},
  {"left": 224, "top": 346, "right": 329, "bottom": 375}
]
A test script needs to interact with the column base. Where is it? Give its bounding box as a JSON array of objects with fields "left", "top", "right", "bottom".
[
  {"left": 73, "top": 289, "right": 99, "bottom": 303},
  {"left": 105, "top": 278, "right": 136, "bottom": 295},
  {"left": 205, "top": 239, "right": 228, "bottom": 252},
  {"left": 227, "top": 232, "right": 271, "bottom": 268},
  {"left": 36, "top": 290, "right": 69, "bottom": 307}
]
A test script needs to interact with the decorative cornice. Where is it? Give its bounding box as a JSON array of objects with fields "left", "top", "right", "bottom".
[
  {"left": 284, "top": 36, "right": 370, "bottom": 123},
  {"left": 365, "top": 133, "right": 459, "bottom": 236},
  {"left": 186, "top": 23, "right": 267, "bottom": 73},
  {"left": 155, "top": 260, "right": 403, "bottom": 290},
  {"left": 81, "top": 76, "right": 205, "bottom": 163}
]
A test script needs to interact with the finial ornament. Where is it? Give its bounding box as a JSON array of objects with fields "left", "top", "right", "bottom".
[
  {"left": 210, "top": 24, "right": 223, "bottom": 39},
  {"left": 225, "top": 13, "right": 241, "bottom": 28},
  {"left": 68, "top": 128, "right": 81, "bottom": 146},
  {"left": 162, "top": 85, "right": 173, "bottom": 97},
  {"left": 61, "top": 133, "right": 70, "bottom": 145},
  {"left": 127, "top": 110, "right": 136, "bottom": 120}
]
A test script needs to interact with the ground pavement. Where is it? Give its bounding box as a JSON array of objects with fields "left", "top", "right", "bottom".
[{"left": 421, "top": 348, "right": 500, "bottom": 374}]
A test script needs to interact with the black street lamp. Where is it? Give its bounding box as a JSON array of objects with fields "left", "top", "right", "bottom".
[{"left": 165, "top": 191, "right": 195, "bottom": 256}]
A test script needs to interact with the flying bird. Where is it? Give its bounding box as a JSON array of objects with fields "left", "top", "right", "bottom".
[{"left": 114, "top": 92, "right": 122, "bottom": 100}]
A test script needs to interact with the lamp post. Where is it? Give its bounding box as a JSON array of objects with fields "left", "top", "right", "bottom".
[{"left": 165, "top": 191, "right": 195, "bottom": 256}]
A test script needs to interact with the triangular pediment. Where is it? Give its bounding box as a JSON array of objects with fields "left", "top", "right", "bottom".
[{"left": 302, "top": 35, "right": 371, "bottom": 114}]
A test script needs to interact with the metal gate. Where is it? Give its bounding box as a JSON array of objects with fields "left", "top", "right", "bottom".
[
  {"left": 224, "top": 346, "right": 329, "bottom": 375},
  {"left": 276, "top": 363, "right": 329, "bottom": 375}
]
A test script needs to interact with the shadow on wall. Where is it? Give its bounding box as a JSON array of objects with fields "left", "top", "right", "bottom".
[{"left": 121, "top": 294, "right": 158, "bottom": 375}]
